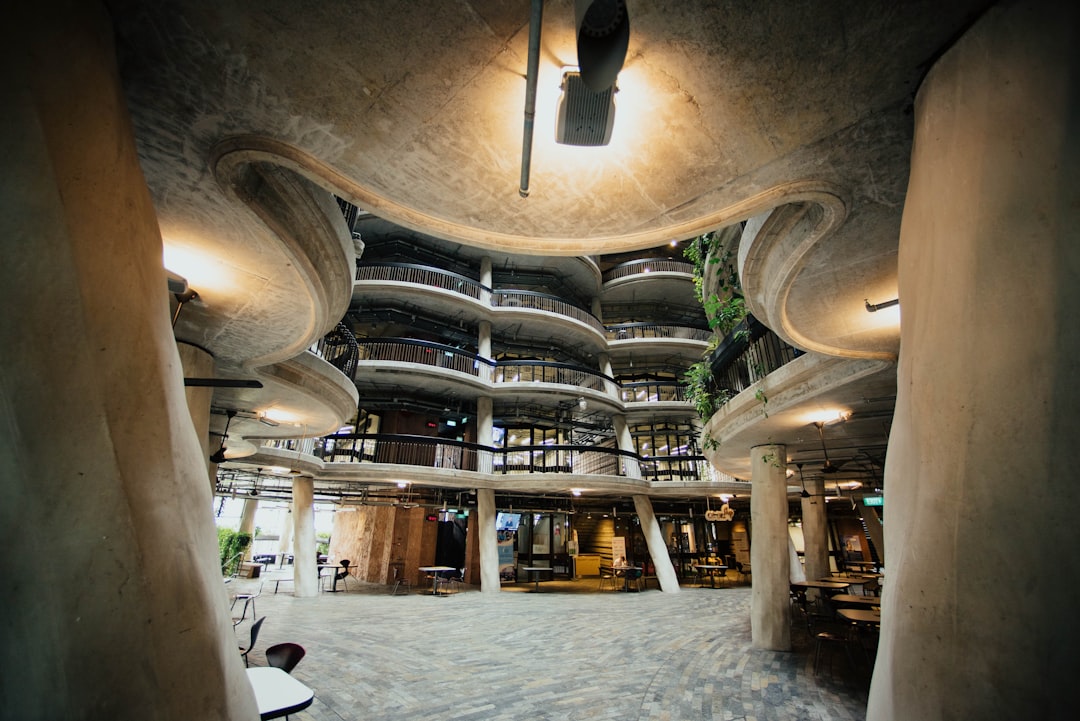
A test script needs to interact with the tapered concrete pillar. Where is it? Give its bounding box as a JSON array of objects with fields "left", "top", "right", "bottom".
[
  {"left": 800, "top": 476, "right": 829, "bottom": 581},
  {"left": 479, "top": 256, "right": 492, "bottom": 306},
  {"left": 632, "top": 495, "right": 680, "bottom": 593},
  {"left": 869, "top": 3, "right": 1079, "bottom": 718},
  {"left": 0, "top": 3, "right": 258, "bottom": 717},
  {"left": 612, "top": 414, "right": 641, "bottom": 479},
  {"left": 750, "top": 444, "right": 790, "bottom": 650},
  {"left": 278, "top": 505, "right": 293, "bottom": 558},
  {"left": 178, "top": 341, "right": 214, "bottom": 488},
  {"left": 292, "top": 476, "right": 318, "bottom": 597},
  {"left": 477, "top": 396, "right": 494, "bottom": 474},
  {"left": 238, "top": 498, "right": 259, "bottom": 560},
  {"left": 476, "top": 488, "right": 501, "bottom": 592}
]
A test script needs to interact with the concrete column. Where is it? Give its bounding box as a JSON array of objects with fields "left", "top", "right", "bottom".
[
  {"left": 479, "top": 256, "right": 493, "bottom": 306},
  {"left": 278, "top": 505, "right": 293, "bottom": 559},
  {"left": 612, "top": 414, "right": 641, "bottom": 479},
  {"left": 750, "top": 444, "right": 790, "bottom": 651},
  {"left": 800, "top": 476, "right": 829, "bottom": 582},
  {"left": 596, "top": 351, "right": 618, "bottom": 397},
  {"left": 477, "top": 396, "right": 494, "bottom": 474},
  {"left": 0, "top": 4, "right": 258, "bottom": 717},
  {"left": 292, "top": 476, "right": 318, "bottom": 597},
  {"left": 238, "top": 498, "right": 259, "bottom": 561},
  {"left": 591, "top": 296, "right": 603, "bottom": 320},
  {"left": 478, "top": 320, "right": 492, "bottom": 359},
  {"left": 868, "top": 2, "right": 1079, "bottom": 718},
  {"left": 476, "top": 488, "right": 501, "bottom": 592},
  {"left": 632, "top": 495, "right": 680, "bottom": 593},
  {"left": 478, "top": 319, "right": 493, "bottom": 384}
]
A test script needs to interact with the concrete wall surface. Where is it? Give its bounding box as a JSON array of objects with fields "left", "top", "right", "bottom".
[
  {"left": 869, "top": 1, "right": 1080, "bottom": 718},
  {"left": 0, "top": 3, "right": 259, "bottom": 718}
]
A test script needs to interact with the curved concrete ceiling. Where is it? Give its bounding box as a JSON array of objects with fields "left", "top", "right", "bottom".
[
  {"left": 105, "top": 0, "right": 989, "bottom": 459},
  {"left": 111, "top": 0, "right": 989, "bottom": 255}
]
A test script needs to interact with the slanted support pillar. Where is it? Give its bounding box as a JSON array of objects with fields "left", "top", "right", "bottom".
[{"left": 633, "top": 495, "right": 680, "bottom": 592}]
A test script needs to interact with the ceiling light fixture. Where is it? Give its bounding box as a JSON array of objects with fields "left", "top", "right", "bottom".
[{"left": 865, "top": 297, "right": 900, "bottom": 313}]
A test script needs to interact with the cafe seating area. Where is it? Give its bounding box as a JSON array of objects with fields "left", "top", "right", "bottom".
[{"left": 226, "top": 574, "right": 870, "bottom": 721}]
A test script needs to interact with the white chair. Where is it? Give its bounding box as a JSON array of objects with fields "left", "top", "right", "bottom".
[{"left": 231, "top": 582, "right": 263, "bottom": 626}]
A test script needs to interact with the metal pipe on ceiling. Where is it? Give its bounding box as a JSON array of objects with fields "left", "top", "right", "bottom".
[{"left": 519, "top": 0, "right": 544, "bottom": 198}]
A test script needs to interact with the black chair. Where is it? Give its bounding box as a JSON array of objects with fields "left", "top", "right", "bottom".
[
  {"left": 239, "top": 616, "right": 266, "bottom": 667},
  {"left": 333, "top": 560, "right": 356, "bottom": 592},
  {"left": 265, "top": 642, "right": 306, "bottom": 673}
]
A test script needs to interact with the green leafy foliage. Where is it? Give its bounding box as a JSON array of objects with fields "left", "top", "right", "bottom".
[{"left": 218, "top": 527, "right": 252, "bottom": 576}]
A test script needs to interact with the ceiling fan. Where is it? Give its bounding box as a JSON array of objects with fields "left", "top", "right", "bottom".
[
  {"left": 209, "top": 410, "right": 236, "bottom": 464},
  {"left": 184, "top": 377, "right": 263, "bottom": 389},
  {"left": 812, "top": 420, "right": 849, "bottom": 474}
]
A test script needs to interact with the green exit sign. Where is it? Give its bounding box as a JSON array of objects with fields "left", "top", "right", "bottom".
[{"left": 863, "top": 496, "right": 884, "bottom": 507}]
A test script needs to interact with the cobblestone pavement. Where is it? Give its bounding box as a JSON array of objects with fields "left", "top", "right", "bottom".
[{"left": 230, "top": 577, "right": 869, "bottom": 721}]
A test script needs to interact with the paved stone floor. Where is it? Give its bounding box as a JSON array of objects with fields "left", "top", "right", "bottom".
[{"left": 230, "top": 575, "right": 871, "bottom": 721}]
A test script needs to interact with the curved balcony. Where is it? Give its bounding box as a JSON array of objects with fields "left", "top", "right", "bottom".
[
  {"left": 251, "top": 435, "right": 749, "bottom": 495},
  {"left": 491, "top": 289, "right": 605, "bottom": 335},
  {"left": 605, "top": 322, "right": 711, "bottom": 342},
  {"left": 711, "top": 316, "right": 804, "bottom": 395},
  {"left": 602, "top": 257, "right": 695, "bottom": 284},
  {"left": 356, "top": 338, "right": 493, "bottom": 381},
  {"left": 310, "top": 433, "right": 718, "bottom": 482},
  {"left": 619, "top": 380, "right": 688, "bottom": 404},
  {"left": 355, "top": 261, "right": 485, "bottom": 300},
  {"left": 494, "top": 360, "right": 615, "bottom": 395}
]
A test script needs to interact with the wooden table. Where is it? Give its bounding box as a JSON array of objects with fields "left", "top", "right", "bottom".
[
  {"left": 692, "top": 564, "right": 729, "bottom": 588},
  {"left": 838, "top": 607, "right": 881, "bottom": 625},
  {"left": 792, "top": 580, "right": 850, "bottom": 592},
  {"left": 246, "top": 667, "right": 314, "bottom": 720},
  {"left": 521, "top": 566, "right": 553, "bottom": 592},
  {"left": 830, "top": 594, "right": 881, "bottom": 608},
  {"left": 611, "top": 565, "right": 642, "bottom": 592},
  {"left": 418, "top": 566, "right": 456, "bottom": 596}
]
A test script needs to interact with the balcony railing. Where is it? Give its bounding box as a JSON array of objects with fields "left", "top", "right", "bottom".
[
  {"left": 606, "top": 322, "right": 712, "bottom": 342},
  {"left": 308, "top": 434, "right": 698, "bottom": 479},
  {"left": 494, "top": 360, "right": 615, "bottom": 394},
  {"left": 355, "top": 338, "right": 493, "bottom": 379},
  {"left": 602, "top": 258, "right": 694, "bottom": 283},
  {"left": 309, "top": 322, "right": 360, "bottom": 380},
  {"left": 355, "top": 262, "right": 486, "bottom": 300},
  {"left": 492, "top": 289, "right": 605, "bottom": 334},
  {"left": 619, "top": 380, "right": 688, "bottom": 403},
  {"left": 638, "top": 455, "right": 717, "bottom": 482},
  {"left": 712, "top": 316, "right": 803, "bottom": 395}
]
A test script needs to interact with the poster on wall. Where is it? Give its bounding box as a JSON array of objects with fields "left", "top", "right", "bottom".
[
  {"left": 497, "top": 530, "right": 516, "bottom": 582},
  {"left": 731, "top": 524, "right": 750, "bottom": 566},
  {"left": 841, "top": 533, "right": 865, "bottom": 561},
  {"left": 611, "top": 536, "right": 627, "bottom": 566}
]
